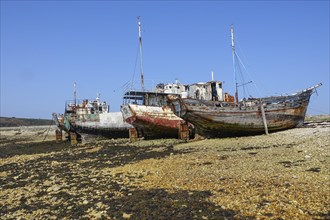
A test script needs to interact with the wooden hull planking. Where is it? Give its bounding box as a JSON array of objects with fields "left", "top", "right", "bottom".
[{"left": 172, "top": 89, "right": 313, "bottom": 137}]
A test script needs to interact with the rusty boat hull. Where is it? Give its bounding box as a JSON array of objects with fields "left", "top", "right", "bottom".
[
  {"left": 53, "top": 96, "right": 133, "bottom": 139},
  {"left": 121, "top": 104, "right": 186, "bottom": 139},
  {"left": 70, "top": 112, "right": 132, "bottom": 138},
  {"left": 171, "top": 88, "right": 315, "bottom": 138},
  {"left": 53, "top": 112, "right": 132, "bottom": 138}
]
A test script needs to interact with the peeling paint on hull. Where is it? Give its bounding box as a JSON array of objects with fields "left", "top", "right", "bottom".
[
  {"left": 53, "top": 112, "right": 132, "bottom": 138},
  {"left": 71, "top": 123, "right": 131, "bottom": 138},
  {"left": 121, "top": 104, "right": 184, "bottom": 139},
  {"left": 172, "top": 89, "right": 314, "bottom": 137}
]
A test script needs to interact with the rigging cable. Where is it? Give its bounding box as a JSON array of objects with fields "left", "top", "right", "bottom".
[
  {"left": 43, "top": 119, "right": 54, "bottom": 142},
  {"left": 235, "top": 37, "right": 263, "bottom": 97},
  {"left": 112, "top": 43, "right": 140, "bottom": 99},
  {"left": 234, "top": 52, "right": 248, "bottom": 98},
  {"left": 130, "top": 44, "right": 141, "bottom": 91}
]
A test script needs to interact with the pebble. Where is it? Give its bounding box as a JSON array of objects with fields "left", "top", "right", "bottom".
[
  {"left": 43, "top": 180, "right": 52, "bottom": 186},
  {"left": 46, "top": 185, "right": 61, "bottom": 192},
  {"left": 123, "top": 213, "right": 132, "bottom": 219},
  {"left": 304, "top": 155, "right": 311, "bottom": 160},
  {"left": 54, "top": 185, "right": 62, "bottom": 191},
  {"left": 96, "top": 202, "right": 104, "bottom": 208}
]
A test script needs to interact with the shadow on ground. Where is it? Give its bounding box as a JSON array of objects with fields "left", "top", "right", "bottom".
[
  {"left": 0, "top": 141, "right": 248, "bottom": 219},
  {"left": 0, "top": 140, "right": 69, "bottom": 158},
  {"left": 0, "top": 141, "right": 193, "bottom": 189},
  {"left": 1, "top": 187, "right": 244, "bottom": 219}
]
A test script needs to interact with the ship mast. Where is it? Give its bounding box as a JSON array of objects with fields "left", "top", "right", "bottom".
[
  {"left": 231, "top": 25, "right": 239, "bottom": 104},
  {"left": 138, "top": 16, "right": 145, "bottom": 91},
  {"left": 74, "top": 81, "right": 77, "bottom": 106}
]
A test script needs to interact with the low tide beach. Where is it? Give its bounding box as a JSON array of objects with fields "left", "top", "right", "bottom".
[{"left": 0, "top": 121, "right": 329, "bottom": 219}]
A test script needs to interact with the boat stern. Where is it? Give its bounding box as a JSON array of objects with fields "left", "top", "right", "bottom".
[
  {"left": 167, "top": 95, "right": 187, "bottom": 118},
  {"left": 52, "top": 113, "right": 70, "bottom": 132},
  {"left": 120, "top": 104, "right": 136, "bottom": 125}
]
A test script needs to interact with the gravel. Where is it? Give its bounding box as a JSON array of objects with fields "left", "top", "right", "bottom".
[{"left": 0, "top": 125, "right": 329, "bottom": 219}]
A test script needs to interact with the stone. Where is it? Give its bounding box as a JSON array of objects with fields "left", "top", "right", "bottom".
[
  {"left": 123, "top": 213, "right": 132, "bottom": 219},
  {"left": 83, "top": 200, "right": 89, "bottom": 205}
]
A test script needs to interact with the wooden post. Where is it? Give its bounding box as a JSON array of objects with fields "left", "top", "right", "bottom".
[
  {"left": 129, "top": 128, "right": 138, "bottom": 142},
  {"left": 178, "top": 123, "right": 189, "bottom": 140},
  {"left": 70, "top": 132, "right": 78, "bottom": 146},
  {"left": 260, "top": 101, "right": 269, "bottom": 135},
  {"left": 55, "top": 129, "right": 62, "bottom": 142}
]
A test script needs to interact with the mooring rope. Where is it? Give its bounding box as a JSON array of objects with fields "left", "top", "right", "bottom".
[{"left": 43, "top": 119, "right": 54, "bottom": 141}]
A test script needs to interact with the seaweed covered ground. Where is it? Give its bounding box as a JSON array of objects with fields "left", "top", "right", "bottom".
[{"left": 0, "top": 124, "right": 329, "bottom": 219}]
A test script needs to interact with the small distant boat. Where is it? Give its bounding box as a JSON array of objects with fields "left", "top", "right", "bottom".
[
  {"left": 168, "top": 25, "right": 322, "bottom": 138},
  {"left": 53, "top": 84, "right": 132, "bottom": 140}
]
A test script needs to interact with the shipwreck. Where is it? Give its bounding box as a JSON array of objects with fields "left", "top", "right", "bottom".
[
  {"left": 169, "top": 25, "right": 322, "bottom": 138},
  {"left": 53, "top": 84, "right": 132, "bottom": 143},
  {"left": 169, "top": 82, "right": 321, "bottom": 138},
  {"left": 121, "top": 17, "right": 194, "bottom": 140},
  {"left": 121, "top": 82, "right": 194, "bottom": 140}
]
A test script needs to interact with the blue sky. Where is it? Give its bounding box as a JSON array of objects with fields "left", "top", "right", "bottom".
[{"left": 1, "top": 1, "right": 329, "bottom": 119}]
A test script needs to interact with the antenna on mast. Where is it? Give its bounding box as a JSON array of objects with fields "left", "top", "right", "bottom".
[
  {"left": 138, "top": 16, "right": 145, "bottom": 91},
  {"left": 231, "top": 24, "right": 239, "bottom": 104},
  {"left": 74, "top": 81, "right": 77, "bottom": 106}
]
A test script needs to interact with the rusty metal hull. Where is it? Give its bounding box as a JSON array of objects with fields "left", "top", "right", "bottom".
[
  {"left": 121, "top": 104, "right": 185, "bottom": 139},
  {"left": 53, "top": 112, "right": 133, "bottom": 138},
  {"left": 172, "top": 89, "right": 313, "bottom": 137},
  {"left": 70, "top": 125, "right": 131, "bottom": 138}
]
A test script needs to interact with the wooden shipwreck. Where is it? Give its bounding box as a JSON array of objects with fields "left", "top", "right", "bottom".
[
  {"left": 121, "top": 84, "right": 193, "bottom": 140},
  {"left": 121, "top": 17, "right": 193, "bottom": 140},
  {"left": 169, "top": 83, "right": 321, "bottom": 138},
  {"left": 169, "top": 25, "right": 322, "bottom": 138}
]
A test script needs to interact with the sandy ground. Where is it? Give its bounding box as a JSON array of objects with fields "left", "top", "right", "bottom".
[{"left": 0, "top": 125, "right": 329, "bottom": 219}]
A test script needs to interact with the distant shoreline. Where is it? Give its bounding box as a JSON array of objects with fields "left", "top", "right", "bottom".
[
  {"left": 0, "top": 117, "right": 54, "bottom": 127},
  {"left": 305, "top": 114, "right": 330, "bottom": 122}
]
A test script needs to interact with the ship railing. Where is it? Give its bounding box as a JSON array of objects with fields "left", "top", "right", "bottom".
[
  {"left": 122, "top": 79, "right": 173, "bottom": 96},
  {"left": 65, "top": 99, "right": 109, "bottom": 114},
  {"left": 65, "top": 98, "right": 105, "bottom": 107}
]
